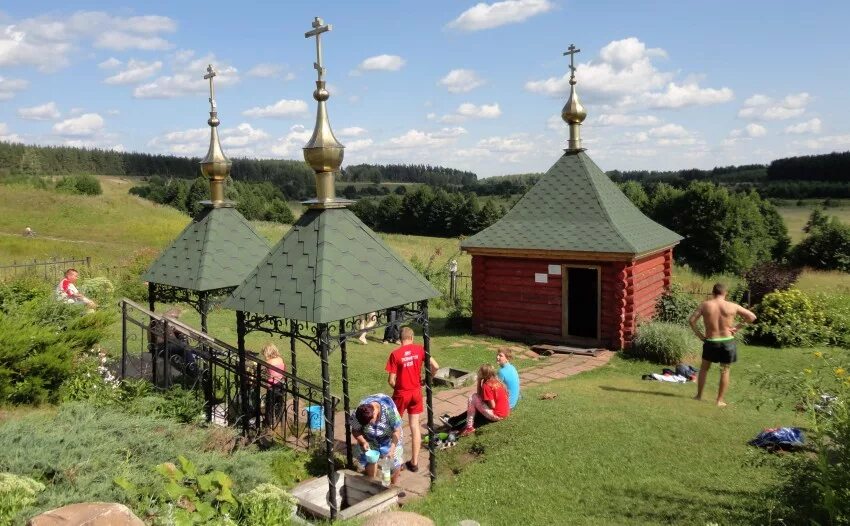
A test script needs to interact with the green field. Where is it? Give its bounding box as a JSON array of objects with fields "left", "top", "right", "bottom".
[
  {"left": 777, "top": 201, "right": 850, "bottom": 243},
  {"left": 2, "top": 176, "right": 849, "bottom": 524}
]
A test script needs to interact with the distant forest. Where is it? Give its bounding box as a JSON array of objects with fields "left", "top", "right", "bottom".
[
  {"left": 1, "top": 141, "right": 849, "bottom": 200},
  {"left": 0, "top": 141, "right": 475, "bottom": 200}
]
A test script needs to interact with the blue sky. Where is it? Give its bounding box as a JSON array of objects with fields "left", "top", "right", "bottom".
[{"left": 1, "top": 1, "right": 848, "bottom": 177}]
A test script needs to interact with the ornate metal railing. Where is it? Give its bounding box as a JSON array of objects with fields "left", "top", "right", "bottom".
[{"left": 119, "top": 299, "right": 337, "bottom": 448}]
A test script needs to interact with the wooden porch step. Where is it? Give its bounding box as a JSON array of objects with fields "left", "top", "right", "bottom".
[{"left": 531, "top": 344, "right": 603, "bottom": 357}]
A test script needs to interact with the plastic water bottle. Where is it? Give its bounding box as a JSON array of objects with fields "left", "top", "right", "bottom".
[{"left": 380, "top": 457, "right": 392, "bottom": 487}]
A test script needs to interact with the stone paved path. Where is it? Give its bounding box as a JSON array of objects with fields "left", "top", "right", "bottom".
[{"left": 332, "top": 350, "right": 615, "bottom": 501}]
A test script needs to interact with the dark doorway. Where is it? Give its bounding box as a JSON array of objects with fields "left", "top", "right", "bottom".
[{"left": 565, "top": 266, "right": 599, "bottom": 340}]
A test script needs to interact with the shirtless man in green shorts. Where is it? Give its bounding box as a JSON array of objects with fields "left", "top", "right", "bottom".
[{"left": 689, "top": 283, "right": 757, "bottom": 407}]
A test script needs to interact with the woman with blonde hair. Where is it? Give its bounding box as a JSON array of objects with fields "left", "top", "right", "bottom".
[
  {"left": 261, "top": 343, "right": 286, "bottom": 384},
  {"left": 459, "top": 363, "right": 510, "bottom": 436}
]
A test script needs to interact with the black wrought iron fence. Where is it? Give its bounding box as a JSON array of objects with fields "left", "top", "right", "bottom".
[
  {"left": 0, "top": 256, "right": 91, "bottom": 281},
  {"left": 119, "top": 299, "right": 337, "bottom": 448}
]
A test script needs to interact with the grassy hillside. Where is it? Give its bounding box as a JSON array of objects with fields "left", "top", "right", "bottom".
[{"left": 0, "top": 177, "right": 470, "bottom": 275}]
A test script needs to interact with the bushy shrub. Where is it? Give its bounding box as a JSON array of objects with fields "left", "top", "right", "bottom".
[
  {"left": 654, "top": 285, "right": 699, "bottom": 325},
  {"left": 753, "top": 289, "right": 828, "bottom": 347},
  {"left": 0, "top": 402, "right": 281, "bottom": 522},
  {"left": 0, "top": 473, "right": 45, "bottom": 525},
  {"left": 628, "top": 321, "right": 700, "bottom": 365},
  {"left": 55, "top": 174, "right": 102, "bottom": 196},
  {"left": 113, "top": 248, "right": 158, "bottom": 302},
  {"left": 742, "top": 262, "right": 802, "bottom": 305},
  {"left": 0, "top": 278, "right": 113, "bottom": 405},
  {"left": 79, "top": 276, "right": 115, "bottom": 306},
  {"left": 239, "top": 483, "right": 297, "bottom": 525},
  {"left": 792, "top": 218, "right": 850, "bottom": 272}
]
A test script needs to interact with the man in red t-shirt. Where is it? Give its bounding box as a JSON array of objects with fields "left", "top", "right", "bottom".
[{"left": 385, "top": 326, "right": 439, "bottom": 473}]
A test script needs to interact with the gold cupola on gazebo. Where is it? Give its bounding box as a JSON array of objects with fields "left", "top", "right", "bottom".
[
  {"left": 302, "top": 17, "right": 346, "bottom": 208},
  {"left": 561, "top": 44, "right": 587, "bottom": 152},
  {"left": 200, "top": 64, "right": 233, "bottom": 206}
]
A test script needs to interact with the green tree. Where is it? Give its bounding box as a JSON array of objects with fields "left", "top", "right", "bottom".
[
  {"left": 264, "top": 198, "right": 295, "bottom": 224},
  {"left": 667, "top": 182, "right": 773, "bottom": 275},
  {"left": 377, "top": 194, "right": 403, "bottom": 232},
  {"left": 803, "top": 207, "right": 830, "bottom": 234},
  {"left": 477, "top": 200, "right": 503, "bottom": 231},
  {"left": 793, "top": 218, "right": 850, "bottom": 271},
  {"left": 186, "top": 177, "right": 209, "bottom": 217},
  {"left": 620, "top": 181, "right": 649, "bottom": 213}
]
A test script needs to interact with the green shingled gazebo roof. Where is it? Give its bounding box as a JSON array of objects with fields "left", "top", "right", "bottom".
[
  {"left": 142, "top": 206, "right": 271, "bottom": 292},
  {"left": 462, "top": 150, "right": 682, "bottom": 256},
  {"left": 223, "top": 207, "right": 440, "bottom": 323}
]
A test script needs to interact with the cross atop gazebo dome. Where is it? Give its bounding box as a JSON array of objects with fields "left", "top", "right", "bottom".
[{"left": 561, "top": 43, "right": 587, "bottom": 151}]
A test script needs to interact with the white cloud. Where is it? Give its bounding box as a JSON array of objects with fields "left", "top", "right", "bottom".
[
  {"left": 0, "top": 76, "right": 28, "bottom": 100},
  {"left": 798, "top": 134, "right": 850, "bottom": 151},
  {"left": 0, "top": 123, "right": 22, "bottom": 142},
  {"left": 639, "top": 82, "right": 734, "bottom": 109},
  {"left": 738, "top": 92, "right": 810, "bottom": 120},
  {"left": 526, "top": 38, "right": 671, "bottom": 99},
  {"left": 745, "top": 123, "right": 767, "bottom": 137},
  {"left": 785, "top": 118, "right": 822, "bottom": 135},
  {"left": 647, "top": 123, "right": 689, "bottom": 138},
  {"left": 18, "top": 101, "right": 60, "bottom": 120},
  {"left": 270, "top": 125, "right": 314, "bottom": 157},
  {"left": 525, "top": 38, "right": 731, "bottom": 112},
  {"left": 0, "top": 11, "right": 176, "bottom": 72},
  {"left": 247, "top": 63, "right": 294, "bottom": 80},
  {"left": 242, "top": 99, "right": 309, "bottom": 118},
  {"left": 448, "top": 0, "right": 554, "bottom": 31},
  {"left": 148, "top": 123, "right": 270, "bottom": 156},
  {"left": 95, "top": 32, "right": 171, "bottom": 51},
  {"left": 52, "top": 113, "right": 105, "bottom": 137},
  {"left": 98, "top": 57, "right": 121, "bottom": 69},
  {"left": 338, "top": 127, "right": 368, "bottom": 137},
  {"left": 358, "top": 54, "right": 405, "bottom": 72},
  {"left": 595, "top": 114, "right": 660, "bottom": 127},
  {"left": 345, "top": 138, "right": 374, "bottom": 152},
  {"left": 105, "top": 59, "right": 162, "bottom": 85},
  {"left": 386, "top": 127, "right": 467, "bottom": 149},
  {"left": 438, "top": 102, "right": 502, "bottom": 123},
  {"left": 478, "top": 135, "right": 533, "bottom": 158},
  {"left": 220, "top": 123, "right": 269, "bottom": 148},
  {"left": 438, "top": 69, "right": 486, "bottom": 93},
  {"left": 133, "top": 54, "right": 238, "bottom": 98}
]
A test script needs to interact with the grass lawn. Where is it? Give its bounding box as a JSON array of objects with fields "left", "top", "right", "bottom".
[
  {"left": 408, "top": 346, "right": 840, "bottom": 526},
  {"left": 105, "top": 305, "right": 537, "bottom": 404}
]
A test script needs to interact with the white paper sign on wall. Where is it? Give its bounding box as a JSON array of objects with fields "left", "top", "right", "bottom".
[
  {"left": 548, "top": 264, "right": 561, "bottom": 275},
  {"left": 534, "top": 273, "right": 548, "bottom": 284}
]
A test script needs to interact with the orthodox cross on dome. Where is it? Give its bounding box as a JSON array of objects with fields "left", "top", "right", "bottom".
[
  {"left": 305, "top": 17, "right": 332, "bottom": 82},
  {"left": 204, "top": 64, "right": 217, "bottom": 111},
  {"left": 563, "top": 44, "right": 581, "bottom": 83}
]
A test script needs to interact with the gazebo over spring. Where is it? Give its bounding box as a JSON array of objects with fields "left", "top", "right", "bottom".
[
  {"left": 142, "top": 65, "right": 270, "bottom": 331},
  {"left": 222, "top": 17, "right": 440, "bottom": 520},
  {"left": 461, "top": 44, "right": 682, "bottom": 349}
]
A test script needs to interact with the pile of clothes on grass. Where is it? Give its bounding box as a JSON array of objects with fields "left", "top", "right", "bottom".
[
  {"left": 749, "top": 427, "right": 805, "bottom": 452},
  {"left": 641, "top": 364, "right": 699, "bottom": 383}
]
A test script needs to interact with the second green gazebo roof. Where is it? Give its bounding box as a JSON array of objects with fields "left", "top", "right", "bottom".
[
  {"left": 142, "top": 206, "right": 271, "bottom": 292},
  {"left": 462, "top": 150, "right": 682, "bottom": 256},
  {"left": 223, "top": 207, "right": 440, "bottom": 323}
]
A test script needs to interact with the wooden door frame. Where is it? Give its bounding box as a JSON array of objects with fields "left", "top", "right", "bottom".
[{"left": 561, "top": 264, "right": 602, "bottom": 345}]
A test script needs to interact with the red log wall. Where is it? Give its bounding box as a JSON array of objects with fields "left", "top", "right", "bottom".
[{"left": 471, "top": 248, "right": 674, "bottom": 349}]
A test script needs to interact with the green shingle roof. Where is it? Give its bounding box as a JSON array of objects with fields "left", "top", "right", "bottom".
[
  {"left": 462, "top": 151, "right": 682, "bottom": 255},
  {"left": 223, "top": 207, "right": 439, "bottom": 323},
  {"left": 142, "top": 206, "right": 271, "bottom": 291}
]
